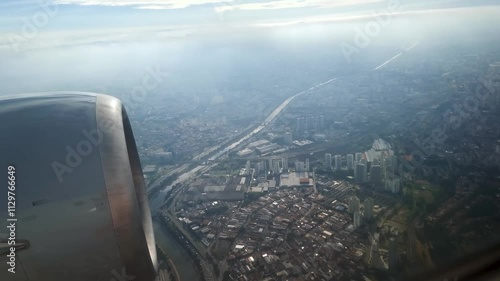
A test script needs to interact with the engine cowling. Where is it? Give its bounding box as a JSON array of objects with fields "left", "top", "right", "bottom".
[{"left": 0, "top": 92, "right": 158, "bottom": 281}]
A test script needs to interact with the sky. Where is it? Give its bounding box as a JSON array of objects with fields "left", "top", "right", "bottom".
[
  {"left": 0, "top": 0, "right": 500, "bottom": 48},
  {"left": 0, "top": 0, "right": 499, "bottom": 97}
]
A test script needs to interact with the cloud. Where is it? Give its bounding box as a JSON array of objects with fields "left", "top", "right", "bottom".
[
  {"left": 54, "top": 0, "right": 235, "bottom": 9},
  {"left": 53, "top": 0, "right": 383, "bottom": 11},
  {"left": 214, "top": 0, "right": 382, "bottom": 13}
]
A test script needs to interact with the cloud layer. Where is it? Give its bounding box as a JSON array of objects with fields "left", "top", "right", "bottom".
[{"left": 53, "top": 0, "right": 383, "bottom": 10}]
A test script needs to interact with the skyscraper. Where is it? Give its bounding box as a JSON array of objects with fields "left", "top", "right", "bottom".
[
  {"left": 284, "top": 132, "right": 293, "bottom": 145},
  {"left": 348, "top": 196, "right": 360, "bottom": 214},
  {"left": 295, "top": 160, "right": 305, "bottom": 172},
  {"left": 385, "top": 178, "right": 401, "bottom": 194},
  {"left": 305, "top": 158, "right": 310, "bottom": 171},
  {"left": 325, "top": 153, "right": 332, "bottom": 169},
  {"left": 346, "top": 154, "right": 354, "bottom": 170},
  {"left": 281, "top": 157, "right": 288, "bottom": 172},
  {"left": 388, "top": 237, "right": 398, "bottom": 270},
  {"left": 355, "top": 152, "right": 363, "bottom": 164},
  {"left": 354, "top": 211, "right": 363, "bottom": 228},
  {"left": 386, "top": 155, "right": 397, "bottom": 176},
  {"left": 273, "top": 161, "right": 280, "bottom": 174},
  {"left": 316, "top": 115, "right": 324, "bottom": 129},
  {"left": 245, "top": 160, "right": 251, "bottom": 176},
  {"left": 296, "top": 117, "right": 305, "bottom": 133},
  {"left": 364, "top": 197, "right": 374, "bottom": 219},
  {"left": 356, "top": 163, "right": 367, "bottom": 183},
  {"left": 334, "top": 154, "right": 342, "bottom": 171},
  {"left": 370, "top": 165, "right": 382, "bottom": 184},
  {"left": 255, "top": 162, "right": 262, "bottom": 177},
  {"left": 306, "top": 116, "right": 316, "bottom": 131}
]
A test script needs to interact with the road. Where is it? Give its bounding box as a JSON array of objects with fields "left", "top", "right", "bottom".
[
  {"left": 148, "top": 164, "right": 189, "bottom": 192},
  {"left": 151, "top": 77, "right": 339, "bottom": 208},
  {"left": 148, "top": 47, "right": 416, "bottom": 280}
]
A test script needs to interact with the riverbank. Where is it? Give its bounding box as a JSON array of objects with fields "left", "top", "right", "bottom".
[{"left": 153, "top": 220, "right": 202, "bottom": 281}]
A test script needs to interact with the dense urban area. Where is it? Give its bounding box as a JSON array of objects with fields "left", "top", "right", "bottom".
[
  {"left": 2, "top": 1, "right": 500, "bottom": 281},
  {"left": 138, "top": 45, "right": 500, "bottom": 281}
]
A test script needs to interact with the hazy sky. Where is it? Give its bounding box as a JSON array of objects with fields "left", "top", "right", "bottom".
[
  {"left": 1, "top": 0, "right": 498, "bottom": 39},
  {"left": 0, "top": 0, "right": 499, "bottom": 97}
]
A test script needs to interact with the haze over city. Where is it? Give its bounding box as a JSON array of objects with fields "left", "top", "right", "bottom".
[{"left": 1, "top": 0, "right": 500, "bottom": 281}]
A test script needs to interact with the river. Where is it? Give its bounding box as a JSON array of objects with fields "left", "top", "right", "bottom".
[{"left": 153, "top": 221, "right": 202, "bottom": 281}]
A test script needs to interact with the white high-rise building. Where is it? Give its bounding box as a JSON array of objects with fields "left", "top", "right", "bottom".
[
  {"left": 334, "top": 154, "right": 342, "bottom": 171},
  {"left": 354, "top": 211, "right": 363, "bottom": 228},
  {"left": 348, "top": 196, "right": 360, "bottom": 214},
  {"left": 284, "top": 132, "right": 293, "bottom": 145},
  {"left": 295, "top": 160, "right": 305, "bottom": 172},
  {"left": 370, "top": 165, "right": 382, "bottom": 184},
  {"left": 364, "top": 197, "right": 374, "bottom": 219},
  {"left": 356, "top": 163, "right": 367, "bottom": 183},
  {"left": 296, "top": 117, "right": 305, "bottom": 133},
  {"left": 355, "top": 152, "right": 363, "bottom": 163},
  {"left": 385, "top": 178, "right": 401, "bottom": 194},
  {"left": 245, "top": 161, "right": 251, "bottom": 175},
  {"left": 316, "top": 115, "right": 324, "bottom": 128},
  {"left": 273, "top": 161, "right": 280, "bottom": 173},
  {"left": 255, "top": 162, "right": 262, "bottom": 177},
  {"left": 346, "top": 154, "right": 354, "bottom": 170},
  {"left": 325, "top": 153, "right": 332, "bottom": 169},
  {"left": 281, "top": 157, "right": 288, "bottom": 172},
  {"left": 305, "top": 158, "right": 310, "bottom": 172},
  {"left": 386, "top": 155, "right": 397, "bottom": 176}
]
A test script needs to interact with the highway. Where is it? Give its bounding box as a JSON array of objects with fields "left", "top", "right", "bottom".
[
  {"left": 147, "top": 76, "right": 339, "bottom": 281},
  {"left": 148, "top": 47, "right": 415, "bottom": 280},
  {"left": 150, "top": 76, "right": 339, "bottom": 210}
]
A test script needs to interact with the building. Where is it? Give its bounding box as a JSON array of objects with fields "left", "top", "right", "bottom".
[
  {"left": 316, "top": 115, "right": 324, "bottom": 128},
  {"left": 325, "top": 153, "right": 332, "bottom": 169},
  {"left": 348, "top": 196, "right": 360, "bottom": 214},
  {"left": 142, "top": 165, "right": 157, "bottom": 175},
  {"left": 346, "top": 154, "right": 354, "bottom": 170},
  {"left": 245, "top": 161, "right": 251, "bottom": 176},
  {"left": 255, "top": 162, "right": 265, "bottom": 177},
  {"left": 370, "top": 165, "right": 382, "bottom": 184},
  {"left": 306, "top": 116, "right": 315, "bottom": 131},
  {"left": 296, "top": 117, "right": 306, "bottom": 134},
  {"left": 385, "top": 178, "right": 401, "bottom": 194},
  {"left": 334, "top": 154, "right": 342, "bottom": 171},
  {"left": 273, "top": 161, "right": 280, "bottom": 174},
  {"left": 355, "top": 152, "right": 363, "bottom": 163},
  {"left": 387, "top": 155, "right": 397, "bottom": 176},
  {"left": 364, "top": 197, "right": 374, "bottom": 220},
  {"left": 388, "top": 237, "right": 398, "bottom": 270},
  {"left": 282, "top": 157, "right": 288, "bottom": 172},
  {"left": 354, "top": 211, "right": 363, "bottom": 228},
  {"left": 284, "top": 132, "right": 293, "bottom": 145},
  {"left": 305, "top": 158, "right": 310, "bottom": 172},
  {"left": 295, "top": 160, "right": 305, "bottom": 172},
  {"left": 355, "top": 163, "right": 367, "bottom": 183}
]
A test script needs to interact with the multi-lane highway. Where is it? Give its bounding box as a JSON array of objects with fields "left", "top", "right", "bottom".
[
  {"left": 148, "top": 48, "right": 415, "bottom": 280},
  {"left": 150, "top": 76, "right": 339, "bottom": 212}
]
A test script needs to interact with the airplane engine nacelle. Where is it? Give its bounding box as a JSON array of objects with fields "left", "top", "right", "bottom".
[{"left": 0, "top": 93, "right": 158, "bottom": 281}]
